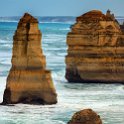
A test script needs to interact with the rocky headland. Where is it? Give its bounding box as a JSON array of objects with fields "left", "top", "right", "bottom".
[
  {"left": 65, "top": 10, "right": 124, "bottom": 83},
  {"left": 2, "top": 13, "right": 57, "bottom": 105},
  {"left": 68, "top": 109, "right": 102, "bottom": 124}
]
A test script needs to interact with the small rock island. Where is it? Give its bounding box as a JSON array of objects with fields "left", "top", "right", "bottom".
[
  {"left": 65, "top": 10, "right": 124, "bottom": 83},
  {"left": 68, "top": 109, "right": 102, "bottom": 124},
  {"left": 2, "top": 13, "right": 57, "bottom": 105}
]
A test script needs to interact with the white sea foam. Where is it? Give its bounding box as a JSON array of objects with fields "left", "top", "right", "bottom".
[
  {"left": 0, "top": 77, "right": 6, "bottom": 102},
  {"left": 0, "top": 20, "right": 18, "bottom": 23},
  {"left": 0, "top": 58, "right": 11, "bottom": 65},
  {"left": 1, "top": 44, "right": 12, "bottom": 48},
  {"left": 0, "top": 39, "right": 12, "bottom": 44}
]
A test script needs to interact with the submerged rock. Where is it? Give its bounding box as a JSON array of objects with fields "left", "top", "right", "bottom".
[
  {"left": 68, "top": 109, "right": 102, "bottom": 124},
  {"left": 65, "top": 10, "right": 124, "bottom": 83},
  {"left": 2, "top": 13, "right": 57, "bottom": 105}
]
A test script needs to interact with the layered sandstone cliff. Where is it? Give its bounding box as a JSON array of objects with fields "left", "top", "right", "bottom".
[
  {"left": 2, "top": 13, "right": 57, "bottom": 105},
  {"left": 66, "top": 10, "right": 124, "bottom": 83},
  {"left": 68, "top": 109, "right": 102, "bottom": 124}
]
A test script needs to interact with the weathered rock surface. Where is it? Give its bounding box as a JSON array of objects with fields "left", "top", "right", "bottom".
[
  {"left": 68, "top": 109, "right": 102, "bottom": 124},
  {"left": 2, "top": 13, "right": 57, "bottom": 105},
  {"left": 65, "top": 10, "right": 124, "bottom": 83}
]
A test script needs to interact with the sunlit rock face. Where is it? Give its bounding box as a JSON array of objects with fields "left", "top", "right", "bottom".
[
  {"left": 68, "top": 109, "right": 102, "bottom": 124},
  {"left": 65, "top": 10, "right": 124, "bottom": 83},
  {"left": 2, "top": 13, "right": 57, "bottom": 105}
]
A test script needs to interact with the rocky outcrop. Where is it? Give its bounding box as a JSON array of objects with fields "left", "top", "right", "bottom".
[
  {"left": 2, "top": 13, "right": 57, "bottom": 105},
  {"left": 68, "top": 109, "right": 102, "bottom": 124},
  {"left": 65, "top": 10, "right": 124, "bottom": 83},
  {"left": 120, "top": 23, "right": 124, "bottom": 34}
]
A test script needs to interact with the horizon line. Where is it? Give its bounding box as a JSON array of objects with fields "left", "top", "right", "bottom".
[{"left": 0, "top": 15, "right": 124, "bottom": 18}]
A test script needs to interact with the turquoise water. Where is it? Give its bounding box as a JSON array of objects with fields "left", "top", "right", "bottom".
[{"left": 0, "top": 20, "right": 124, "bottom": 124}]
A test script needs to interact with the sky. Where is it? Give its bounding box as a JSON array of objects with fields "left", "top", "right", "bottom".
[{"left": 0, "top": 0, "right": 123, "bottom": 17}]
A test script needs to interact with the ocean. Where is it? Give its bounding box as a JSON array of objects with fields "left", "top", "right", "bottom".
[{"left": 0, "top": 17, "right": 124, "bottom": 124}]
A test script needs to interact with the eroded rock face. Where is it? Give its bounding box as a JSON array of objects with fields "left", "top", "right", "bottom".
[
  {"left": 68, "top": 109, "right": 102, "bottom": 124},
  {"left": 65, "top": 10, "right": 124, "bottom": 83},
  {"left": 2, "top": 13, "right": 57, "bottom": 105}
]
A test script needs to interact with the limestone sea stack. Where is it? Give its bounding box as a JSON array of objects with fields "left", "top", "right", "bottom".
[
  {"left": 65, "top": 10, "right": 124, "bottom": 83},
  {"left": 68, "top": 109, "right": 102, "bottom": 124},
  {"left": 2, "top": 13, "right": 57, "bottom": 105}
]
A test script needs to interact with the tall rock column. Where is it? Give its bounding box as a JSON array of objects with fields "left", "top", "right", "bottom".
[
  {"left": 65, "top": 10, "right": 124, "bottom": 83},
  {"left": 2, "top": 13, "right": 57, "bottom": 105}
]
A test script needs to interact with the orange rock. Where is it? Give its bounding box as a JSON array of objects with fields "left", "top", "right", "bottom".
[
  {"left": 68, "top": 109, "right": 102, "bottom": 124},
  {"left": 65, "top": 10, "right": 124, "bottom": 83},
  {"left": 2, "top": 13, "right": 57, "bottom": 105}
]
